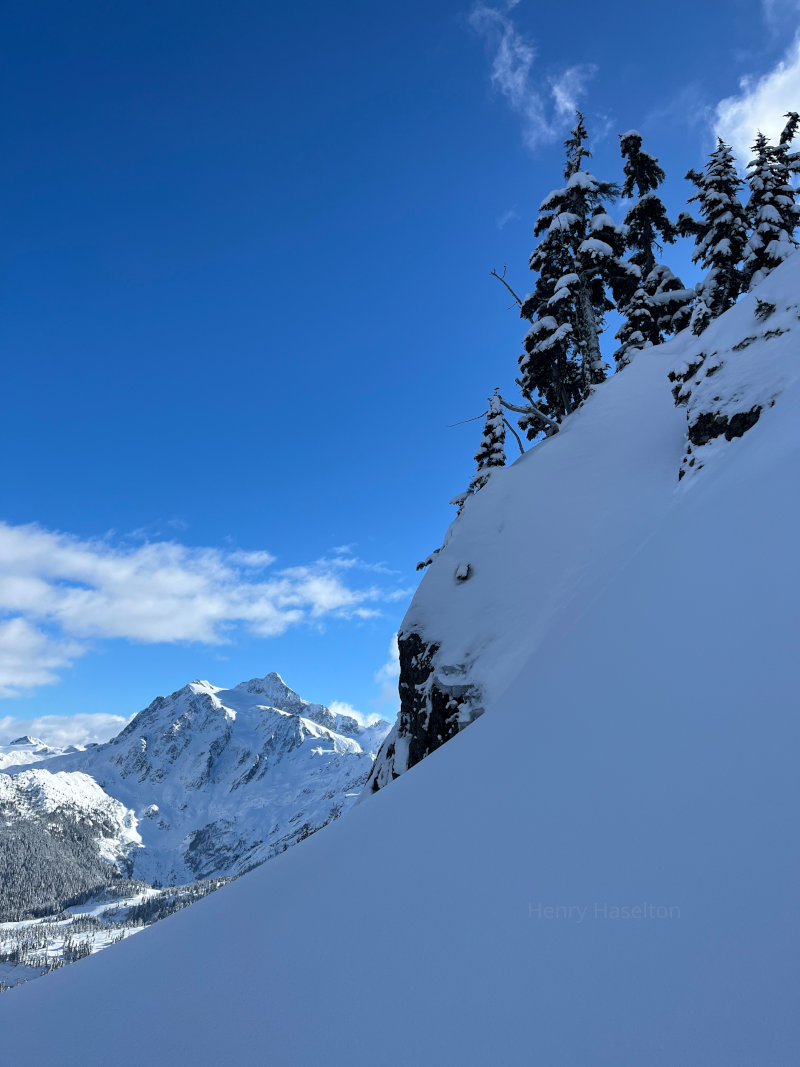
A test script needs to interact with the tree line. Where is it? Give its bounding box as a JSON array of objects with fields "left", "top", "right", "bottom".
[{"left": 437, "top": 110, "right": 799, "bottom": 524}]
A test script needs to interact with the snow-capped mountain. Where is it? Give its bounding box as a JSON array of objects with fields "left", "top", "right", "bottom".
[
  {"left": 0, "top": 737, "right": 79, "bottom": 771},
  {"left": 4, "top": 673, "right": 390, "bottom": 887},
  {"left": 2, "top": 258, "right": 798, "bottom": 1064}
]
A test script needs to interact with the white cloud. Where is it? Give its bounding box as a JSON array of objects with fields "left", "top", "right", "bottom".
[
  {"left": 0, "top": 522, "right": 409, "bottom": 697},
  {"left": 550, "top": 65, "right": 598, "bottom": 120},
  {"left": 0, "top": 712, "right": 130, "bottom": 748},
  {"left": 0, "top": 618, "right": 84, "bottom": 698},
  {"left": 468, "top": 2, "right": 596, "bottom": 149},
  {"left": 714, "top": 35, "right": 800, "bottom": 162},
  {"left": 328, "top": 700, "right": 385, "bottom": 729}
]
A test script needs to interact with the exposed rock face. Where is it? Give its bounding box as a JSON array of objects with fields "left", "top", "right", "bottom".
[
  {"left": 687, "top": 406, "right": 762, "bottom": 447},
  {"left": 364, "top": 631, "right": 483, "bottom": 795},
  {"left": 667, "top": 278, "right": 800, "bottom": 480}
]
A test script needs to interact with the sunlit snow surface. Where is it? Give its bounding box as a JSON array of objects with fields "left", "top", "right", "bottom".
[{"left": 2, "top": 258, "right": 799, "bottom": 1065}]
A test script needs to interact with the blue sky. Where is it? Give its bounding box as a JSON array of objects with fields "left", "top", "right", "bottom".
[{"left": 2, "top": 0, "right": 799, "bottom": 743}]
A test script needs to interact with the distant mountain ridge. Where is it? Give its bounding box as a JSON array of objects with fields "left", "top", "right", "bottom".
[{"left": 2, "top": 673, "right": 390, "bottom": 889}]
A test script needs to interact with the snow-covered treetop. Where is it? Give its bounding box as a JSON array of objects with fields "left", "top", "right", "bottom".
[
  {"left": 471, "top": 391, "right": 506, "bottom": 492},
  {"left": 566, "top": 170, "right": 598, "bottom": 190},
  {"left": 563, "top": 111, "right": 591, "bottom": 179}
]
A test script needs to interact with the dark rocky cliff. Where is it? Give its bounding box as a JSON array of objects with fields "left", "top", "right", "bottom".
[{"left": 364, "top": 631, "right": 483, "bottom": 795}]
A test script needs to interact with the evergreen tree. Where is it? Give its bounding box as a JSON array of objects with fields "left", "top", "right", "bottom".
[
  {"left": 678, "top": 139, "right": 748, "bottom": 332},
  {"left": 742, "top": 119, "right": 800, "bottom": 289},
  {"left": 518, "top": 113, "right": 637, "bottom": 433},
  {"left": 777, "top": 110, "right": 800, "bottom": 208},
  {"left": 470, "top": 391, "right": 506, "bottom": 492},
  {"left": 618, "top": 130, "right": 676, "bottom": 279},
  {"left": 613, "top": 285, "right": 656, "bottom": 368},
  {"left": 614, "top": 131, "right": 694, "bottom": 366}
]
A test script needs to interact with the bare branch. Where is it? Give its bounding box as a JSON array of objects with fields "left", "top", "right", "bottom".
[
  {"left": 447, "top": 410, "right": 488, "bottom": 428},
  {"left": 490, "top": 267, "right": 527, "bottom": 315},
  {"left": 503, "top": 418, "right": 525, "bottom": 456}
]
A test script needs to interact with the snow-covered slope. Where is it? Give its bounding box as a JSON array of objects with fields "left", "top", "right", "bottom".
[
  {"left": 0, "top": 770, "right": 140, "bottom": 864},
  {"left": 0, "top": 769, "right": 141, "bottom": 923},
  {"left": 2, "top": 259, "right": 798, "bottom": 1065},
  {"left": 367, "top": 255, "right": 800, "bottom": 791},
  {"left": 5, "top": 673, "right": 390, "bottom": 885}
]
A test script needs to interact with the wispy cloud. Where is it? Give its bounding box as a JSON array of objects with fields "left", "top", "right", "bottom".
[
  {"left": 0, "top": 522, "right": 409, "bottom": 698},
  {"left": 0, "top": 712, "right": 130, "bottom": 748},
  {"left": 495, "top": 206, "right": 519, "bottom": 229},
  {"left": 468, "top": 1, "right": 596, "bottom": 149},
  {"left": 550, "top": 64, "right": 598, "bottom": 120},
  {"left": 714, "top": 35, "right": 800, "bottom": 162}
]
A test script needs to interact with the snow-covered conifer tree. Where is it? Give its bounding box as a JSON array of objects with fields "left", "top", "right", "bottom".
[
  {"left": 518, "top": 113, "right": 637, "bottom": 430},
  {"left": 614, "top": 131, "right": 693, "bottom": 366},
  {"left": 618, "top": 130, "right": 676, "bottom": 280},
  {"left": 614, "top": 285, "right": 656, "bottom": 368},
  {"left": 678, "top": 139, "right": 748, "bottom": 331},
  {"left": 470, "top": 391, "right": 506, "bottom": 492},
  {"left": 742, "top": 120, "right": 799, "bottom": 290}
]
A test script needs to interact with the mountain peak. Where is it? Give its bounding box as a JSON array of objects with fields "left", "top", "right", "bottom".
[{"left": 233, "top": 671, "right": 290, "bottom": 693}]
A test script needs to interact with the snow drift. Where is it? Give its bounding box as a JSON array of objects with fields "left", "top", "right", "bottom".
[{"left": 1, "top": 257, "right": 798, "bottom": 1065}]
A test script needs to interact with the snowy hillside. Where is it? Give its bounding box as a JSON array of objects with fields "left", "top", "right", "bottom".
[
  {"left": 367, "top": 254, "right": 800, "bottom": 791},
  {"left": 0, "top": 769, "right": 141, "bottom": 925},
  {"left": 2, "top": 258, "right": 798, "bottom": 1064},
  {"left": 0, "top": 769, "right": 139, "bottom": 864},
  {"left": 5, "top": 673, "right": 390, "bottom": 886}
]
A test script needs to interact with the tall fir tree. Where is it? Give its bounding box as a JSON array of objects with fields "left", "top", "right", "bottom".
[
  {"left": 742, "top": 116, "right": 800, "bottom": 290},
  {"left": 470, "top": 391, "right": 506, "bottom": 492},
  {"left": 618, "top": 130, "right": 676, "bottom": 279},
  {"left": 518, "top": 113, "right": 637, "bottom": 435},
  {"left": 678, "top": 138, "right": 748, "bottom": 333},
  {"left": 614, "top": 131, "right": 694, "bottom": 367}
]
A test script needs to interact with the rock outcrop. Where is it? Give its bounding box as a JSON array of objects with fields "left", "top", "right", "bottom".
[{"left": 364, "top": 631, "right": 483, "bottom": 795}]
